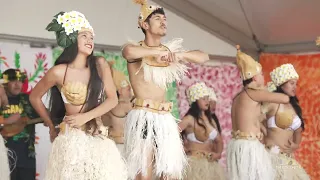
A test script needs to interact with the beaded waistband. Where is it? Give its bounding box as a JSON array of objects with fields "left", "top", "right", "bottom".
[
  {"left": 187, "top": 150, "right": 215, "bottom": 161},
  {"left": 133, "top": 98, "right": 173, "bottom": 114},
  {"left": 231, "top": 130, "right": 263, "bottom": 140}
]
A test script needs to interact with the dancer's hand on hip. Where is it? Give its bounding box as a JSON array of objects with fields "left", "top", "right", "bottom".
[
  {"left": 63, "top": 113, "right": 89, "bottom": 129},
  {"left": 49, "top": 128, "right": 58, "bottom": 142},
  {"left": 282, "top": 139, "right": 299, "bottom": 153},
  {"left": 208, "top": 152, "right": 220, "bottom": 162}
]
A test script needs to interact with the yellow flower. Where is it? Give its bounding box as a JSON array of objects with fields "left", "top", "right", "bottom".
[
  {"left": 3, "top": 74, "right": 8, "bottom": 83},
  {"left": 16, "top": 71, "right": 21, "bottom": 79}
]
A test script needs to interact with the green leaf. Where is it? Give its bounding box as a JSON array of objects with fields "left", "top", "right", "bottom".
[
  {"left": 57, "top": 32, "right": 68, "bottom": 48},
  {"left": 69, "top": 32, "right": 78, "bottom": 44},
  {"left": 14, "top": 51, "right": 21, "bottom": 68},
  {"left": 45, "top": 22, "right": 55, "bottom": 31},
  {"left": 54, "top": 11, "right": 65, "bottom": 18}
]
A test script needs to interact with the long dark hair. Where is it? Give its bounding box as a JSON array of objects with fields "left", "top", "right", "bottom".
[
  {"left": 275, "top": 86, "right": 305, "bottom": 130},
  {"left": 185, "top": 101, "right": 222, "bottom": 133},
  {"left": 49, "top": 40, "right": 104, "bottom": 133}
]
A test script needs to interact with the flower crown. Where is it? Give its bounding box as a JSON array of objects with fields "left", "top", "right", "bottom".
[
  {"left": 186, "top": 82, "right": 210, "bottom": 105},
  {"left": 270, "top": 63, "right": 299, "bottom": 87},
  {"left": 46, "top": 11, "right": 94, "bottom": 48}
]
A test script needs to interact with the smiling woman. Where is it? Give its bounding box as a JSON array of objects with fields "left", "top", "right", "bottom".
[{"left": 29, "top": 11, "right": 127, "bottom": 180}]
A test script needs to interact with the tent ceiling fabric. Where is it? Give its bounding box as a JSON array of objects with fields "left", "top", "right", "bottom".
[{"left": 153, "top": 0, "right": 320, "bottom": 54}]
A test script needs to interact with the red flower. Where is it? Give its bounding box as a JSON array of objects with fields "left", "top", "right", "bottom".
[{"left": 21, "top": 70, "right": 31, "bottom": 94}]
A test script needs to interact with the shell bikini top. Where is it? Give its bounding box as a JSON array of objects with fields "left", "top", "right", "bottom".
[
  {"left": 58, "top": 65, "right": 88, "bottom": 106},
  {"left": 267, "top": 104, "right": 301, "bottom": 131}
]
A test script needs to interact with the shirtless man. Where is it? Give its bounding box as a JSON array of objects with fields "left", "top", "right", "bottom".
[
  {"left": 103, "top": 63, "right": 134, "bottom": 156},
  {"left": 227, "top": 46, "right": 290, "bottom": 180},
  {"left": 122, "top": 1, "right": 210, "bottom": 179}
]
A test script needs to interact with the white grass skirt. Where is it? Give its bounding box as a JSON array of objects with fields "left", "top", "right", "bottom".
[
  {"left": 227, "top": 139, "right": 275, "bottom": 180},
  {"left": 124, "top": 109, "right": 187, "bottom": 180},
  {"left": 0, "top": 135, "right": 10, "bottom": 180},
  {"left": 44, "top": 127, "right": 128, "bottom": 180},
  {"left": 185, "top": 156, "right": 226, "bottom": 180},
  {"left": 268, "top": 146, "right": 310, "bottom": 180}
]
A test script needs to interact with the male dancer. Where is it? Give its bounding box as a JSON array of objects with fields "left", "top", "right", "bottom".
[
  {"left": 103, "top": 61, "right": 134, "bottom": 156},
  {"left": 122, "top": 0, "right": 210, "bottom": 179},
  {"left": 227, "top": 46, "right": 290, "bottom": 180}
]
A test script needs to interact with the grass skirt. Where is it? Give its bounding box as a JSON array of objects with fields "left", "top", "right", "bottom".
[
  {"left": 268, "top": 146, "right": 310, "bottom": 180},
  {"left": 185, "top": 156, "right": 226, "bottom": 180},
  {"left": 227, "top": 139, "right": 275, "bottom": 180},
  {"left": 124, "top": 109, "right": 187, "bottom": 179},
  {"left": 44, "top": 127, "right": 128, "bottom": 180}
]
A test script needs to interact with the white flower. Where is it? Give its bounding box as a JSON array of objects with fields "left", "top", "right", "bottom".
[
  {"left": 69, "top": 11, "right": 78, "bottom": 18},
  {"left": 62, "top": 21, "right": 71, "bottom": 29},
  {"left": 62, "top": 13, "right": 71, "bottom": 22},
  {"left": 73, "top": 24, "right": 82, "bottom": 31},
  {"left": 69, "top": 17, "right": 77, "bottom": 26},
  {"left": 84, "top": 22, "right": 90, "bottom": 28},
  {"left": 75, "top": 17, "right": 85, "bottom": 26},
  {"left": 57, "top": 14, "right": 64, "bottom": 24},
  {"left": 65, "top": 27, "right": 74, "bottom": 35}
]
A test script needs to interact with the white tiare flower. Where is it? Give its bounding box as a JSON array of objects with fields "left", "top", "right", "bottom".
[
  {"left": 62, "top": 12, "right": 71, "bottom": 22},
  {"left": 73, "top": 24, "right": 82, "bottom": 31},
  {"left": 69, "top": 11, "right": 78, "bottom": 18},
  {"left": 62, "top": 21, "right": 72, "bottom": 29},
  {"left": 57, "top": 14, "right": 64, "bottom": 24},
  {"left": 76, "top": 17, "right": 84, "bottom": 25},
  {"left": 65, "top": 27, "right": 74, "bottom": 35},
  {"left": 70, "top": 17, "right": 77, "bottom": 25}
]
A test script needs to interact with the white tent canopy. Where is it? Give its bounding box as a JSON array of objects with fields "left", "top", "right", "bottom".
[{"left": 154, "top": 0, "right": 320, "bottom": 55}]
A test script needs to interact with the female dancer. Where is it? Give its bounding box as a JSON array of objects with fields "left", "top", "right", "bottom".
[
  {"left": 179, "top": 82, "right": 226, "bottom": 180},
  {"left": 265, "top": 63, "right": 310, "bottom": 179},
  {"left": 29, "top": 11, "right": 127, "bottom": 180}
]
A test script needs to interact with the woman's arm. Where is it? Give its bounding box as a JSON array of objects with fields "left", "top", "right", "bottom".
[
  {"left": 292, "top": 128, "right": 302, "bottom": 150},
  {"left": 212, "top": 134, "right": 223, "bottom": 159},
  {"left": 178, "top": 115, "right": 192, "bottom": 132},
  {"left": 82, "top": 58, "right": 118, "bottom": 120},
  {"left": 29, "top": 66, "right": 61, "bottom": 130}
]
